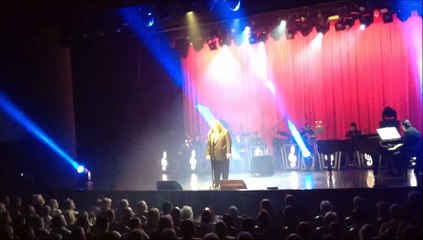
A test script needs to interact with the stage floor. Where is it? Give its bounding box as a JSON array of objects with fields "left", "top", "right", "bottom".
[{"left": 129, "top": 168, "right": 421, "bottom": 191}]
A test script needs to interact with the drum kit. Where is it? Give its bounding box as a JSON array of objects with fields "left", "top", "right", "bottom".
[
  {"left": 274, "top": 130, "right": 293, "bottom": 144},
  {"left": 274, "top": 128, "right": 317, "bottom": 153}
]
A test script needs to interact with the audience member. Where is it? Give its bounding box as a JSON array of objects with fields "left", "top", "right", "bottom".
[
  {"left": 0, "top": 189, "right": 421, "bottom": 240},
  {"left": 196, "top": 208, "right": 216, "bottom": 237},
  {"left": 161, "top": 201, "right": 173, "bottom": 215},
  {"left": 227, "top": 205, "right": 243, "bottom": 232},
  {"left": 180, "top": 218, "right": 201, "bottom": 240}
]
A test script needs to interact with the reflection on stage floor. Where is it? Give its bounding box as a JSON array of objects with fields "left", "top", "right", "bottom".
[{"left": 131, "top": 169, "right": 421, "bottom": 191}]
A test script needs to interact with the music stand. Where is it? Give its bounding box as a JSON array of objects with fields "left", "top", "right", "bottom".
[{"left": 376, "top": 127, "right": 401, "bottom": 141}]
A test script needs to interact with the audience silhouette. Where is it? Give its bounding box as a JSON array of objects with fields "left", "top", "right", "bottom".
[{"left": 0, "top": 191, "right": 422, "bottom": 239}]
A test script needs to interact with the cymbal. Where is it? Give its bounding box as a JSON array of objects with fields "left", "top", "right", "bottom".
[{"left": 277, "top": 131, "right": 291, "bottom": 137}]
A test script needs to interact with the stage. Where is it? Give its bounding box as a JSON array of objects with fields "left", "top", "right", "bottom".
[
  {"left": 127, "top": 168, "right": 421, "bottom": 191},
  {"left": 49, "top": 170, "right": 422, "bottom": 221}
]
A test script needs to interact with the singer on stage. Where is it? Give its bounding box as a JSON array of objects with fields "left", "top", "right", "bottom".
[{"left": 206, "top": 120, "right": 232, "bottom": 189}]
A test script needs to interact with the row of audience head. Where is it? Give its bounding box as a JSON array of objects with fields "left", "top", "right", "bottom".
[{"left": 0, "top": 190, "right": 421, "bottom": 239}]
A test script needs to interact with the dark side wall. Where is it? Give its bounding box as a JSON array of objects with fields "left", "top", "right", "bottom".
[{"left": 0, "top": 22, "right": 76, "bottom": 190}]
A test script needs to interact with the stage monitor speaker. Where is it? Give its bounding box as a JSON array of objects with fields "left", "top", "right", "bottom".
[
  {"left": 220, "top": 180, "right": 247, "bottom": 190},
  {"left": 156, "top": 181, "right": 183, "bottom": 191},
  {"left": 251, "top": 155, "right": 274, "bottom": 176}
]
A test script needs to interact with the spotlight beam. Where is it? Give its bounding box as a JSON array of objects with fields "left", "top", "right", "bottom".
[
  {"left": 196, "top": 104, "right": 241, "bottom": 160},
  {"left": 0, "top": 91, "right": 82, "bottom": 171},
  {"left": 119, "top": 6, "right": 183, "bottom": 87},
  {"left": 287, "top": 120, "right": 311, "bottom": 158}
]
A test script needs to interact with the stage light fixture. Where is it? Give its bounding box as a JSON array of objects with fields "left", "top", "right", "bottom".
[
  {"left": 256, "top": 30, "right": 268, "bottom": 43},
  {"left": 344, "top": 17, "right": 355, "bottom": 30},
  {"left": 316, "top": 22, "right": 329, "bottom": 35},
  {"left": 286, "top": 21, "right": 297, "bottom": 40},
  {"left": 208, "top": 38, "right": 218, "bottom": 50},
  {"left": 299, "top": 24, "right": 313, "bottom": 37},
  {"left": 218, "top": 34, "right": 231, "bottom": 47},
  {"left": 315, "top": 13, "right": 330, "bottom": 35},
  {"left": 270, "top": 20, "right": 286, "bottom": 41},
  {"left": 328, "top": 15, "right": 340, "bottom": 21},
  {"left": 249, "top": 29, "right": 268, "bottom": 44},
  {"left": 380, "top": 8, "right": 393, "bottom": 23},
  {"left": 0, "top": 91, "right": 83, "bottom": 173},
  {"left": 286, "top": 30, "right": 296, "bottom": 40},
  {"left": 226, "top": 0, "right": 241, "bottom": 12},
  {"left": 334, "top": 19, "right": 346, "bottom": 31},
  {"left": 248, "top": 34, "right": 257, "bottom": 44},
  {"left": 359, "top": 12, "right": 373, "bottom": 29},
  {"left": 138, "top": 5, "right": 154, "bottom": 27},
  {"left": 77, "top": 166, "right": 85, "bottom": 174},
  {"left": 299, "top": 15, "right": 313, "bottom": 37}
]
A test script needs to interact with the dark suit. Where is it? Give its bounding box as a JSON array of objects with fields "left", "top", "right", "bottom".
[
  {"left": 346, "top": 130, "right": 362, "bottom": 138},
  {"left": 402, "top": 127, "right": 422, "bottom": 174},
  {"left": 206, "top": 130, "right": 232, "bottom": 187},
  {"left": 394, "top": 127, "right": 421, "bottom": 176}
]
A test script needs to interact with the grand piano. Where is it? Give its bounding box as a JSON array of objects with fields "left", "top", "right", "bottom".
[{"left": 316, "top": 134, "right": 402, "bottom": 175}]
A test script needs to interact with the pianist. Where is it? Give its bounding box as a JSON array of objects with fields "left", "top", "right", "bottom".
[
  {"left": 345, "top": 122, "right": 362, "bottom": 138},
  {"left": 390, "top": 120, "right": 422, "bottom": 177}
]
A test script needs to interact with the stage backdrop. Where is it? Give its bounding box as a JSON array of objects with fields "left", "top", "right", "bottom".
[{"left": 182, "top": 13, "right": 422, "bottom": 148}]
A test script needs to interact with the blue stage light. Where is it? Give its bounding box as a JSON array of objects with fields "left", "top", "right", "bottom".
[
  {"left": 196, "top": 104, "right": 241, "bottom": 160},
  {"left": 226, "top": 0, "right": 241, "bottom": 12},
  {"left": 145, "top": 12, "right": 154, "bottom": 27},
  {"left": 77, "top": 165, "right": 85, "bottom": 174},
  {"left": 196, "top": 104, "right": 216, "bottom": 126},
  {"left": 0, "top": 90, "right": 82, "bottom": 172},
  {"left": 119, "top": 6, "right": 183, "bottom": 87},
  {"left": 287, "top": 120, "right": 311, "bottom": 158}
]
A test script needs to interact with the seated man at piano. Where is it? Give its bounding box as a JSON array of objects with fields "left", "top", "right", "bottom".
[
  {"left": 345, "top": 122, "right": 362, "bottom": 138},
  {"left": 386, "top": 119, "right": 422, "bottom": 177},
  {"left": 344, "top": 122, "right": 362, "bottom": 166}
]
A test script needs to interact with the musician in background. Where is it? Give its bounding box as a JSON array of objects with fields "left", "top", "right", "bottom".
[
  {"left": 344, "top": 122, "right": 362, "bottom": 167},
  {"left": 206, "top": 120, "right": 232, "bottom": 189},
  {"left": 345, "top": 122, "right": 362, "bottom": 138},
  {"left": 389, "top": 120, "right": 422, "bottom": 177},
  {"left": 301, "top": 123, "right": 315, "bottom": 169},
  {"left": 192, "top": 135, "right": 206, "bottom": 171},
  {"left": 301, "top": 123, "right": 314, "bottom": 137},
  {"left": 301, "top": 123, "right": 315, "bottom": 151}
]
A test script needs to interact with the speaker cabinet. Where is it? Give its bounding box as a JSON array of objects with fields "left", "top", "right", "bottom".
[
  {"left": 251, "top": 155, "right": 273, "bottom": 176},
  {"left": 220, "top": 180, "right": 247, "bottom": 190},
  {"left": 156, "top": 181, "right": 183, "bottom": 190}
]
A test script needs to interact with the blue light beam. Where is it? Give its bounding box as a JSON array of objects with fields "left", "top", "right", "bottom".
[
  {"left": 0, "top": 91, "right": 83, "bottom": 172},
  {"left": 287, "top": 120, "right": 311, "bottom": 158},
  {"left": 119, "top": 6, "right": 183, "bottom": 87},
  {"left": 196, "top": 104, "right": 241, "bottom": 160},
  {"left": 196, "top": 104, "right": 217, "bottom": 126}
]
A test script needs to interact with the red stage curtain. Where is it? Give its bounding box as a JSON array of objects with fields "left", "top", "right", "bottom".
[{"left": 182, "top": 14, "right": 422, "bottom": 146}]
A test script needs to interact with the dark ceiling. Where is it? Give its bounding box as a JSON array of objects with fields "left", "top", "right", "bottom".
[
  {"left": 0, "top": 1, "right": 345, "bottom": 29},
  {"left": 2, "top": 1, "right": 406, "bottom": 45}
]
